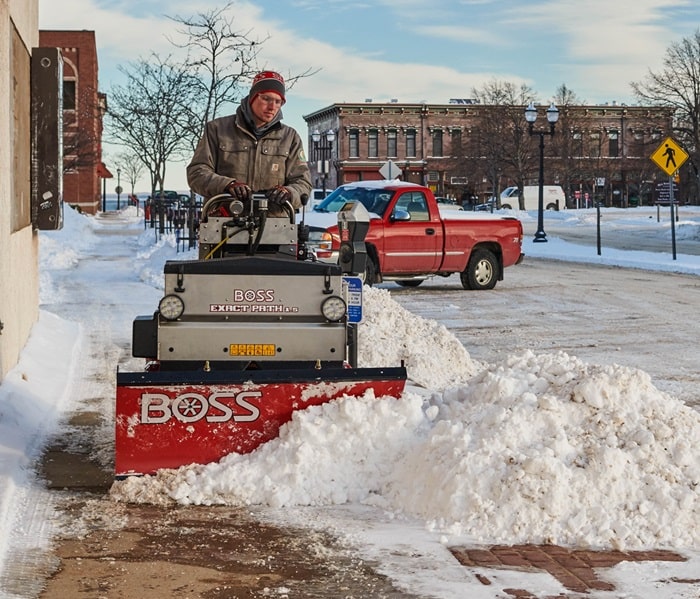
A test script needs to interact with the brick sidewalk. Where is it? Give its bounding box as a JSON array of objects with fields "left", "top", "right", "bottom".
[{"left": 451, "top": 544, "right": 692, "bottom": 598}]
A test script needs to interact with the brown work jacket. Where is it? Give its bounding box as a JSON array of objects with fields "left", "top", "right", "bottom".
[{"left": 187, "top": 113, "right": 312, "bottom": 214}]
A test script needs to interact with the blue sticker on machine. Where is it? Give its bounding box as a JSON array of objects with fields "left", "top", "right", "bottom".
[{"left": 343, "top": 276, "right": 363, "bottom": 323}]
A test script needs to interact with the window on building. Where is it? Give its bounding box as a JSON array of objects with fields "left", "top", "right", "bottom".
[
  {"left": 590, "top": 132, "right": 601, "bottom": 158},
  {"left": 608, "top": 130, "right": 619, "bottom": 157},
  {"left": 349, "top": 129, "right": 359, "bottom": 158},
  {"left": 368, "top": 129, "right": 378, "bottom": 158},
  {"left": 630, "top": 130, "right": 645, "bottom": 157},
  {"left": 406, "top": 129, "right": 416, "bottom": 157},
  {"left": 63, "top": 80, "right": 76, "bottom": 111},
  {"left": 387, "top": 129, "right": 397, "bottom": 157},
  {"left": 432, "top": 129, "right": 443, "bottom": 157},
  {"left": 451, "top": 129, "right": 462, "bottom": 156}
]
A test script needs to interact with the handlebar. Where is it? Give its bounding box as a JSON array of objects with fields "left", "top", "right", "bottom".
[{"left": 202, "top": 192, "right": 295, "bottom": 224}]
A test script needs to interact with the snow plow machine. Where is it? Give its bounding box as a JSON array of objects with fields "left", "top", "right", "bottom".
[{"left": 115, "top": 193, "right": 407, "bottom": 477}]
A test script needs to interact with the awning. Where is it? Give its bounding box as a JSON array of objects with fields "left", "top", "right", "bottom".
[{"left": 97, "top": 162, "right": 113, "bottom": 178}]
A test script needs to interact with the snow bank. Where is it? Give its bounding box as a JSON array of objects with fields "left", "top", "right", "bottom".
[{"left": 111, "top": 290, "right": 700, "bottom": 551}]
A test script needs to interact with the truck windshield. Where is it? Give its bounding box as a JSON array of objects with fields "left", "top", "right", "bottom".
[{"left": 314, "top": 187, "right": 393, "bottom": 216}]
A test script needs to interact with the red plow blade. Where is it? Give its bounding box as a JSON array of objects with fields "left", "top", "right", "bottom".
[{"left": 115, "top": 367, "right": 406, "bottom": 477}]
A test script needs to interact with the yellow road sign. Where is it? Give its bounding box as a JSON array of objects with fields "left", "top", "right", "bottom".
[{"left": 650, "top": 137, "right": 689, "bottom": 176}]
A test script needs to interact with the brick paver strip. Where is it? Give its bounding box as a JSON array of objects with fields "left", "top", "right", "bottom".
[{"left": 450, "top": 544, "right": 687, "bottom": 593}]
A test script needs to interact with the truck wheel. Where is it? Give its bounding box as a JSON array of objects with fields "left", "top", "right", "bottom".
[
  {"left": 461, "top": 249, "right": 498, "bottom": 290},
  {"left": 363, "top": 257, "right": 378, "bottom": 287}
]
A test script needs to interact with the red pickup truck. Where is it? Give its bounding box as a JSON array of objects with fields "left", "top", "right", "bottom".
[{"left": 303, "top": 181, "right": 524, "bottom": 289}]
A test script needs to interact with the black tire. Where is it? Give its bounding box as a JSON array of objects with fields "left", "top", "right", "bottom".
[
  {"left": 363, "top": 257, "right": 378, "bottom": 287},
  {"left": 395, "top": 280, "right": 423, "bottom": 288},
  {"left": 501, "top": 203, "right": 512, "bottom": 210},
  {"left": 546, "top": 203, "right": 559, "bottom": 211},
  {"left": 460, "top": 249, "right": 499, "bottom": 290}
]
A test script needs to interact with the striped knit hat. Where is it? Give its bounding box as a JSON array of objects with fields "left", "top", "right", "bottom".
[{"left": 250, "top": 71, "right": 286, "bottom": 104}]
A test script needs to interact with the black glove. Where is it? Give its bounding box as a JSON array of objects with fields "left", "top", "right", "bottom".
[
  {"left": 226, "top": 181, "right": 252, "bottom": 201},
  {"left": 266, "top": 186, "right": 292, "bottom": 205}
]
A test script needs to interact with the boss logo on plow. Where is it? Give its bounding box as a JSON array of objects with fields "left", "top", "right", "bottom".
[{"left": 140, "top": 391, "right": 261, "bottom": 424}]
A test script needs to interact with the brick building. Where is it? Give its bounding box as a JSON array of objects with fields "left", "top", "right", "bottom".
[
  {"left": 39, "top": 30, "right": 107, "bottom": 214},
  {"left": 304, "top": 101, "right": 678, "bottom": 207},
  {"left": 1, "top": 0, "right": 40, "bottom": 378}
]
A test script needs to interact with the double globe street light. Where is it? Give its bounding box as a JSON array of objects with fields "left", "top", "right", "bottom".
[{"left": 524, "top": 102, "right": 559, "bottom": 243}]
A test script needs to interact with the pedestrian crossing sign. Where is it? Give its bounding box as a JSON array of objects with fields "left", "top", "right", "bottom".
[{"left": 650, "top": 137, "right": 688, "bottom": 176}]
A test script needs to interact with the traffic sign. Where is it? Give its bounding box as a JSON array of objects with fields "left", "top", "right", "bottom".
[
  {"left": 379, "top": 160, "right": 401, "bottom": 180},
  {"left": 650, "top": 137, "right": 688, "bottom": 176}
]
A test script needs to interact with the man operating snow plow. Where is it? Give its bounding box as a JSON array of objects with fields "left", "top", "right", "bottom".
[{"left": 115, "top": 194, "right": 407, "bottom": 477}]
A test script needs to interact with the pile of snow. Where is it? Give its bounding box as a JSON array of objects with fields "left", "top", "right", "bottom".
[
  {"left": 111, "top": 292, "right": 700, "bottom": 551},
  {"left": 359, "top": 286, "right": 481, "bottom": 389}
]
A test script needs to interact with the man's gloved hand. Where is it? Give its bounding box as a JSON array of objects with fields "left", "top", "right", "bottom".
[
  {"left": 266, "top": 186, "right": 292, "bottom": 206},
  {"left": 226, "top": 181, "right": 252, "bottom": 201}
]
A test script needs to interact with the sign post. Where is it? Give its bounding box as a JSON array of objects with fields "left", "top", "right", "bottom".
[{"left": 650, "top": 137, "right": 689, "bottom": 261}]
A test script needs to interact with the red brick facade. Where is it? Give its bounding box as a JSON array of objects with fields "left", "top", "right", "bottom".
[
  {"left": 39, "top": 30, "right": 106, "bottom": 214},
  {"left": 304, "top": 102, "right": 677, "bottom": 207}
]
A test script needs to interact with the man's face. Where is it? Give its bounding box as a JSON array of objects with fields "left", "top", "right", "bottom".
[{"left": 250, "top": 92, "right": 284, "bottom": 126}]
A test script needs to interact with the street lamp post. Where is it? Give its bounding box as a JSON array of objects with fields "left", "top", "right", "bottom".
[
  {"left": 116, "top": 168, "right": 122, "bottom": 210},
  {"left": 524, "top": 102, "right": 559, "bottom": 243},
  {"left": 311, "top": 128, "right": 336, "bottom": 197}
]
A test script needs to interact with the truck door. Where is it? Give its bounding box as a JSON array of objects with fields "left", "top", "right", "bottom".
[{"left": 382, "top": 191, "right": 442, "bottom": 273}]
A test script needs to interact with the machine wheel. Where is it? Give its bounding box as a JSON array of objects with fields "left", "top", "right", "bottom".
[
  {"left": 363, "top": 257, "right": 378, "bottom": 287},
  {"left": 460, "top": 249, "right": 499, "bottom": 290},
  {"left": 395, "top": 280, "right": 423, "bottom": 288},
  {"left": 546, "top": 203, "right": 559, "bottom": 211}
]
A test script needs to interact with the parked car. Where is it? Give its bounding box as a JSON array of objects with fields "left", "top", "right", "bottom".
[
  {"left": 149, "top": 190, "right": 180, "bottom": 206},
  {"left": 304, "top": 180, "right": 524, "bottom": 290},
  {"left": 435, "top": 197, "right": 464, "bottom": 210},
  {"left": 474, "top": 197, "right": 499, "bottom": 211}
]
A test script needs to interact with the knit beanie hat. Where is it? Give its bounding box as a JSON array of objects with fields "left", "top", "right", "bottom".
[{"left": 249, "top": 71, "right": 286, "bottom": 104}]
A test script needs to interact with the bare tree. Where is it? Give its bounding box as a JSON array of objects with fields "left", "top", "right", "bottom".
[
  {"left": 551, "top": 84, "right": 583, "bottom": 203},
  {"left": 169, "top": 2, "right": 319, "bottom": 153},
  {"left": 105, "top": 4, "right": 318, "bottom": 199},
  {"left": 106, "top": 54, "right": 199, "bottom": 197},
  {"left": 631, "top": 29, "right": 700, "bottom": 200},
  {"left": 469, "top": 79, "right": 536, "bottom": 209},
  {"left": 115, "top": 152, "right": 146, "bottom": 197}
]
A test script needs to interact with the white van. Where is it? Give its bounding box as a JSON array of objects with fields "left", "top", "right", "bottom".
[
  {"left": 309, "top": 188, "right": 333, "bottom": 209},
  {"left": 500, "top": 185, "right": 564, "bottom": 211}
]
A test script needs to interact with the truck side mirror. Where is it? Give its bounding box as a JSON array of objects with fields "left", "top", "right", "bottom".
[{"left": 336, "top": 201, "right": 370, "bottom": 275}]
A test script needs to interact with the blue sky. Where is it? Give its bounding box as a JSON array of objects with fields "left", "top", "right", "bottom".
[{"left": 39, "top": 0, "right": 700, "bottom": 191}]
